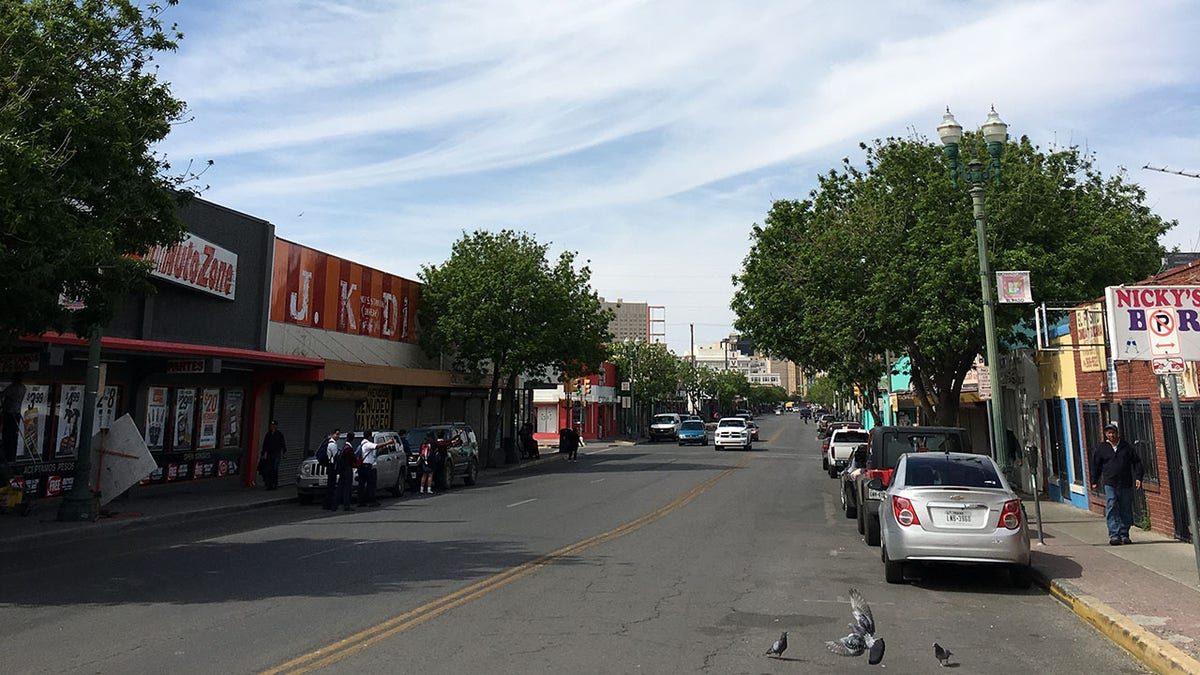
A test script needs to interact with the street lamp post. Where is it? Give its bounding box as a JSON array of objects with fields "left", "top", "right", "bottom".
[{"left": 937, "top": 106, "right": 1010, "bottom": 466}]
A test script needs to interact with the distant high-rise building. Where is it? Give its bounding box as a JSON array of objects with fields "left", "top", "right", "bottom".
[{"left": 601, "top": 298, "right": 651, "bottom": 343}]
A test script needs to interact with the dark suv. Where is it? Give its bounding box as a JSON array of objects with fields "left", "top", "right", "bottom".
[
  {"left": 402, "top": 423, "right": 481, "bottom": 490},
  {"left": 849, "top": 426, "right": 976, "bottom": 546}
]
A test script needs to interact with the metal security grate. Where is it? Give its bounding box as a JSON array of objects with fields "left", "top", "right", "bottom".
[{"left": 1119, "top": 400, "right": 1159, "bottom": 485}]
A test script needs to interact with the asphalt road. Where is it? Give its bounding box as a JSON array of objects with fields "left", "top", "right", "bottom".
[{"left": 0, "top": 415, "right": 1148, "bottom": 673}]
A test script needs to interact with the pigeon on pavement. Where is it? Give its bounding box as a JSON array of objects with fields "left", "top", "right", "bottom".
[
  {"left": 765, "top": 631, "right": 788, "bottom": 658},
  {"left": 934, "top": 642, "right": 953, "bottom": 666},
  {"left": 826, "top": 588, "right": 885, "bottom": 665}
]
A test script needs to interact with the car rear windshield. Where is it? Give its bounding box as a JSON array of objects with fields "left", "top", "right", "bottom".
[
  {"left": 833, "top": 430, "right": 869, "bottom": 444},
  {"left": 881, "top": 431, "right": 968, "bottom": 467},
  {"left": 680, "top": 421, "right": 705, "bottom": 431},
  {"left": 903, "top": 455, "right": 1001, "bottom": 488}
]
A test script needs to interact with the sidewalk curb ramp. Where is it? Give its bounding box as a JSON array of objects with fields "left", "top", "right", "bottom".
[{"left": 1036, "top": 571, "right": 1200, "bottom": 674}]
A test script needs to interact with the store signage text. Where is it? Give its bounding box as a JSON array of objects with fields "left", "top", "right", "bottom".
[
  {"left": 1105, "top": 286, "right": 1200, "bottom": 362},
  {"left": 148, "top": 233, "right": 238, "bottom": 300}
]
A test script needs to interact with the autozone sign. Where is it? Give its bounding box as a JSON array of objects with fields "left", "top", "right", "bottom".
[
  {"left": 1105, "top": 286, "right": 1200, "bottom": 361},
  {"left": 148, "top": 233, "right": 238, "bottom": 300}
]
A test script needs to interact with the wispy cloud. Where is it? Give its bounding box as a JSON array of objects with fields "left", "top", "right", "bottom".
[{"left": 157, "top": 0, "right": 1200, "bottom": 353}]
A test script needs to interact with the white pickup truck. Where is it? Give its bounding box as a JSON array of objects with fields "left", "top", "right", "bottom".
[{"left": 824, "top": 427, "right": 870, "bottom": 478}]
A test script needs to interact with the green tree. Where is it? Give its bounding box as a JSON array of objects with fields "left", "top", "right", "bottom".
[
  {"left": 1, "top": 0, "right": 200, "bottom": 347},
  {"left": 805, "top": 375, "right": 841, "bottom": 409},
  {"left": 419, "top": 229, "right": 611, "bottom": 464},
  {"left": 733, "top": 134, "right": 1170, "bottom": 425}
]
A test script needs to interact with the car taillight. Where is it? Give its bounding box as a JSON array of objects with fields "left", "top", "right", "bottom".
[
  {"left": 892, "top": 495, "right": 920, "bottom": 526},
  {"left": 1000, "top": 499, "right": 1022, "bottom": 530},
  {"left": 866, "top": 468, "right": 893, "bottom": 488}
]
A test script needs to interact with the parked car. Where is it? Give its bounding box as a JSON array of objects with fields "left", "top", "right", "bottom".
[
  {"left": 713, "top": 417, "right": 752, "bottom": 451},
  {"left": 676, "top": 419, "right": 708, "bottom": 446},
  {"left": 648, "top": 413, "right": 683, "bottom": 443},
  {"left": 402, "top": 423, "right": 481, "bottom": 490},
  {"left": 296, "top": 430, "right": 407, "bottom": 504},
  {"left": 824, "top": 427, "right": 869, "bottom": 478},
  {"left": 852, "top": 426, "right": 975, "bottom": 547},
  {"left": 872, "top": 451, "right": 1031, "bottom": 587}
]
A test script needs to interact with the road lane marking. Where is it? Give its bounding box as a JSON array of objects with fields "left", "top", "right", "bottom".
[
  {"left": 506, "top": 498, "right": 537, "bottom": 508},
  {"left": 590, "top": 478, "right": 606, "bottom": 484},
  {"left": 262, "top": 457, "right": 751, "bottom": 674}
]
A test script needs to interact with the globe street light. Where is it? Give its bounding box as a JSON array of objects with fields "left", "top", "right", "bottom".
[{"left": 938, "top": 106, "right": 1009, "bottom": 466}]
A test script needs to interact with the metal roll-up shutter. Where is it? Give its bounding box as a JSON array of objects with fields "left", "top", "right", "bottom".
[
  {"left": 271, "top": 395, "right": 309, "bottom": 487},
  {"left": 392, "top": 397, "right": 418, "bottom": 431},
  {"left": 464, "top": 397, "right": 485, "bottom": 433},
  {"left": 309, "top": 398, "right": 356, "bottom": 444},
  {"left": 418, "top": 395, "right": 442, "bottom": 425},
  {"left": 444, "top": 397, "right": 466, "bottom": 423}
]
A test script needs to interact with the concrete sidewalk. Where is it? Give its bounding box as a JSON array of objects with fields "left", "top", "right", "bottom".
[
  {"left": 0, "top": 446, "right": 582, "bottom": 551},
  {"left": 1025, "top": 497, "right": 1200, "bottom": 673},
  {"left": 3, "top": 446, "right": 1196, "bottom": 673}
]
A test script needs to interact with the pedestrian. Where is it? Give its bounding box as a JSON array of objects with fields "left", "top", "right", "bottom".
[
  {"left": 418, "top": 432, "right": 436, "bottom": 494},
  {"left": 355, "top": 434, "right": 395, "bottom": 507},
  {"left": 519, "top": 422, "right": 539, "bottom": 460},
  {"left": 320, "top": 429, "right": 341, "bottom": 510},
  {"left": 335, "top": 432, "right": 357, "bottom": 511},
  {"left": 1, "top": 373, "right": 27, "bottom": 466},
  {"left": 1089, "top": 422, "right": 1144, "bottom": 546},
  {"left": 259, "top": 420, "right": 286, "bottom": 490},
  {"left": 559, "top": 426, "right": 580, "bottom": 462}
]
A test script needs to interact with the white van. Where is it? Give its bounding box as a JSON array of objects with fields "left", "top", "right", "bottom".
[{"left": 648, "top": 413, "right": 683, "bottom": 442}]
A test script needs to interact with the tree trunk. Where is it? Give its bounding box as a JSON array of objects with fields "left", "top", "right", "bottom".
[
  {"left": 484, "top": 366, "right": 504, "bottom": 468},
  {"left": 501, "top": 372, "right": 518, "bottom": 464}
]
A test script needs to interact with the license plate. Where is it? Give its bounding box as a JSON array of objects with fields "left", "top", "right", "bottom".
[
  {"left": 940, "top": 509, "right": 976, "bottom": 526},
  {"left": 868, "top": 488, "right": 886, "bottom": 501}
]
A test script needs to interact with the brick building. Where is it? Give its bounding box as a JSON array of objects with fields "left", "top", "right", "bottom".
[{"left": 1067, "top": 258, "right": 1200, "bottom": 541}]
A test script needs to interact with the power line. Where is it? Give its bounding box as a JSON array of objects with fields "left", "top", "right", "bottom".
[{"left": 1143, "top": 164, "right": 1200, "bottom": 180}]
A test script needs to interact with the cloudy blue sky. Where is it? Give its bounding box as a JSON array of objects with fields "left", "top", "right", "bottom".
[{"left": 154, "top": 0, "right": 1200, "bottom": 356}]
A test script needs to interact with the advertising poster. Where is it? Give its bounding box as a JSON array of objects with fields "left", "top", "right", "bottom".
[
  {"left": 198, "top": 388, "right": 220, "bottom": 450},
  {"left": 174, "top": 388, "right": 196, "bottom": 450},
  {"left": 221, "top": 389, "right": 243, "bottom": 448},
  {"left": 16, "top": 384, "right": 50, "bottom": 461},
  {"left": 94, "top": 386, "right": 118, "bottom": 433},
  {"left": 56, "top": 384, "right": 84, "bottom": 458},
  {"left": 145, "top": 386, "right": 169, "bottom": 449}
]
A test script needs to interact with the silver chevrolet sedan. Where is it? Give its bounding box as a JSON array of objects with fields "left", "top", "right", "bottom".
[{"left": 871, "top": 451, "right": 1031, "bottom": 587}]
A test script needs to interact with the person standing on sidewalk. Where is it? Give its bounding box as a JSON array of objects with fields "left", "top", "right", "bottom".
[
  {"left": 260, "top": 420, "right": 287, "bottom": 490},
  {"left": 355, "top": 434, "right": 394, "bottom": 507},
  {"left": 334, "top": 432, "right": 357, "bottom": 511},
  {"left": 559, "top": 426, "right": 580, "bottom": 462},
  {"left": 320, "top": 429, "right": 341, "bottom": 511},
  {"left": 1090, "top": 422, "right": 1144, "bottom": 546},
  {"left": 1, "top": 373, "right": 27, "bottom": 476}
]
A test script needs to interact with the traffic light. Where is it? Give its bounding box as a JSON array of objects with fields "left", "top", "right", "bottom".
[{"left": 583, "top": 380, "right": 592, "bottom": 396}]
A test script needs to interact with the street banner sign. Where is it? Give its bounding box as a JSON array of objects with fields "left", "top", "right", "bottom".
[
  {"left": 1152, "top": 357, "right": 1186, "bottom": 375},
  {"left": 996, "top": 271, "right": 1033, "bottom": 304},
  {"left": 1105, "top": 286, "right": 1200, "bottom": 361}
]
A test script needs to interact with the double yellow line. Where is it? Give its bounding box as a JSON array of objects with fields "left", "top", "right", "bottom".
[{"left": 263, "top": 459, "right": 747, "bottom": 674}]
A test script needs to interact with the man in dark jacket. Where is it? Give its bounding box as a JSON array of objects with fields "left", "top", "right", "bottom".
[
  {"left": 260, "top": 420, "right": 287, "bottom": 490},
  {"left": 559, "top": 427, "right": 580, "bottom": 462},
  {"left": 1089, "top": 422, "right": 1144, "bottom": 546}
]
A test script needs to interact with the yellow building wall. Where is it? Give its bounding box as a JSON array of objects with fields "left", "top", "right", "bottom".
[{"left": 1037, "top": 334, "right": 1079, "bottom": 399}]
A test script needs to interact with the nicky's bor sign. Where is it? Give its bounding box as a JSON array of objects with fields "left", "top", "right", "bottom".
[{"left": 1105, "top": 286, "right": 1200, "bottom": 361}]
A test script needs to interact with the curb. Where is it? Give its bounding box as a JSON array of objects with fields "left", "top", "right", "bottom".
[
  {"left": 1035, "top": 570, "right": 1200, "bottom": 674},
  {"left": 0, "top": 495, "right": 296, "bottom": 551}
]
